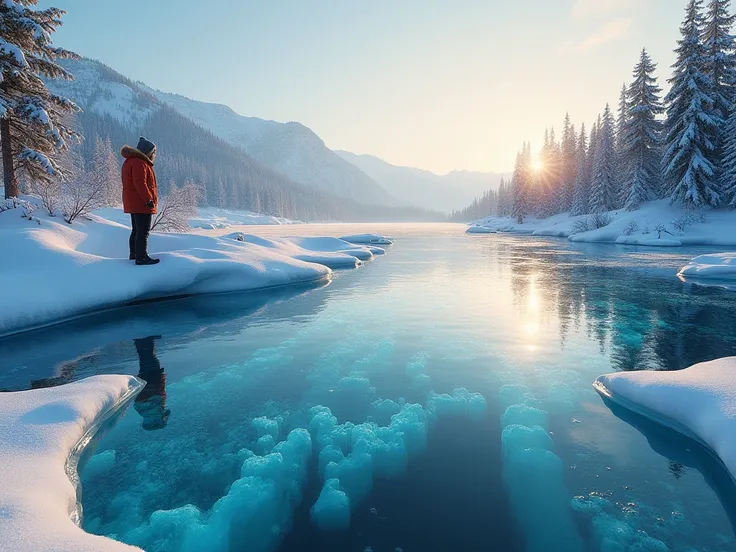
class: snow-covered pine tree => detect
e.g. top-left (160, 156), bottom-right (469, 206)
top-left (558, 114), bottom-right (577, 213)
top-left (512, 145), bottom-right (531, 223)
top-left (90, 137), bottom-right (120, 207)
top-left (703, 0), bottom-right (736, 121)
top-left (0, 1), bottom-right (79, 199)
top-left (721, 107), bottom-right (736, 204)
top-left (590, 105), bottom-right (618, 213)
top-left (621, 49), bottom-right (664, 210)
top-left (663, 0), bottom-right (723, 207)
top-left (497, 175), bottom-right (507, 216)
top-left (571, 123), bottom-right (589, 215)
top-left (615, 83), bottom-right (629, 207)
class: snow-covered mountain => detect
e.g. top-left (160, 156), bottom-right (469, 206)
top-left (142, 88), bottom-right (395, 206)
top-left (335, 151), bottom-right (505, 213)
top-left (48, 58), bottom-right (397, 208)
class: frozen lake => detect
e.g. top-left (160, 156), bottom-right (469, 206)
top-left (2, 224), bottom-right (736, 551)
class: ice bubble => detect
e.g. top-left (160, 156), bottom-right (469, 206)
top-left (252, 416), bottom-right (279, 439)
top-left (257, 435), bottom-right (275, 455)
top-left (319, 445), bottom-right (345, 477)
top-left (427, 388), bottom-right (487, 422)
top-left (311, 478), bottom-right (351, 532)
top-left (501, 405), bottom-right (548, 430)
top-left (325, 452), bottom-right (373, 504)
top-left (82, 449), bottom-right (116, 480)
top-left (389, 403), bottom-right (429, 454)
top-left (501, 424), bottom-right (554, 455)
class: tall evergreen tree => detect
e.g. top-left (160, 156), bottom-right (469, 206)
top-left (663, 0), bottom-right (723, 207)
top-left (512, 144), bottom-right (531, 223)
top-left (571, 123), bottom-right (589, 215)
top-left (703, 0), bottom-right (736, 121)
top-left (0, 1), bottom-right (79, 199)
top-left (621, 49), bottom-right (665, 210)
top-left (590, 105), bottom-right (618, 213)
top-left (615, 83), bottom-right (630, 207)
top-left (720, 109), bottom-right (736, 204)
top-left (559, 114), bottom-right (577, 212)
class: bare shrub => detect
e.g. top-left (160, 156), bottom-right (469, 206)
top-left (151, 181), bottom-right (198, 233)
top-left (35, 179), bottom-right (62, 216)
top-left (621, 220), bottom-right (640, 236)
top-left (62, 174), bottom-right (106, 224)
top-left (571, 213), bottom-right (613, 235)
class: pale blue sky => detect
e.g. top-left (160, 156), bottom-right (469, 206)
top-left (39, 0), bottom-right (683, 173)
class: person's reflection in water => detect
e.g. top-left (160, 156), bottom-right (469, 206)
top-left (133, 336), bottom-right (171, 430)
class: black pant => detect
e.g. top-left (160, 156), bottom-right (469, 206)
top-left (129, 213), bottom-right (152, 260)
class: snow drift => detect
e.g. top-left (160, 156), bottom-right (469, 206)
top-left (678, 253), bottom-right (736, 282)
top-left (0, 375), bottom-right (144, 552)
top-left (594, 357), bottom-right (736, 483)
top-left (0, 199), bottom-right (382, 336)
top-left (469, 199), bottom-right (736, 247)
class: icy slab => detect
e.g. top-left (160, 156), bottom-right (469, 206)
top-left (0, 375), bottom-right (144, 552)
top-left (465, 225), bottom-right (496, 234)
top-left (339, 233), bottom-right (394, 246)
top-left (228, 233), bottom-right (372, 268)
top-left (0, 199), bottom-right (338, 336)
top-left (594, 357), bottom-right (736, 482)
top-left (678, 253), bottom-right (736, 281)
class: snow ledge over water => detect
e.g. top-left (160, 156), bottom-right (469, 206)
top-left (594, 357), bottom-right (736, 483)
top-left (0, 375), bottom-right (145, 552)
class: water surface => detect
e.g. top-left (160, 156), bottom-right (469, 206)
top-left (3, 224), bottom-right (736, 552)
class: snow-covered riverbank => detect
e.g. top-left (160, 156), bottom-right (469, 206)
top-left (0, 198), bottom-right (389, 337)
top-left (468, 200), bottom-right (736, 247)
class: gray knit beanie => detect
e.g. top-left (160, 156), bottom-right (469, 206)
top-left (137, 137), bottom-right (156, 155)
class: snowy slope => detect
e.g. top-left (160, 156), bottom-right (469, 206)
top-left (335, 150), bottom-right (504, 213)
top-left (47, 59), bottom-right (397, 207)
top-left (143, 88), bottom-right (397, 206)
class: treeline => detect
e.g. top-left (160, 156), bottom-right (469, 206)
top-left (457, 0), bottom-right (736, 223)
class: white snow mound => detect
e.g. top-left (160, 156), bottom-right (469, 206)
top-left (594, 357), bottom-right (736, 482)
top-left (339, 234), bottom-right (394, 246)
top-left (0, 200), bottom-right (339, 336)
top-left (0, 375), bottom-right (144, 552)
top-left (678, 252), bottom-right (736, 281)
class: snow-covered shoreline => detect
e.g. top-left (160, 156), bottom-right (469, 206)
top-left (594, 357), bottom-right (736, 484)
top-left (467, 199), bottom-right (736, 248)
top-left (0, 198), bottom-right (390, 338)
top-left (0, 375), bottom-right (145, 552)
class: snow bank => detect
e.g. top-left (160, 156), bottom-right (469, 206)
top-left (226, 233), bottom-right (374, 268)
top-left (470, 199), bottom-right (736, 247)
top-left (594, 357), bottom-right (736, 482)
top-left (465, 226), bottom-right (496, 234)
top-left (339, 233), bottom-right (394, 246)
top-left (189, 206), bottom-right (295, 229)
top-left (0, 375), bottom-right (144, 552)
top-left (0, 199), bottom-right (367, 336)
top-left (678, 253), bottom-right (736, 281)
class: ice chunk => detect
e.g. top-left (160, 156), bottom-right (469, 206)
top-left (82, 449), bottom-right (117, 481)
top-left (427, 388), bottom-right (487, 421)
top-left (252, 416), bottom-right (279, 439)
top-left (594, 357), bottom-right (736, 482)
top-left (311, 479), bottom-right (351, 532)
top-left (678, 252), bottom-right (736, 282)
top-left (339, 233), bottom-right (394, 246)
top-left (389, 403), bottom-right (429, 454)
top-left (501, 404), bottom-right (547, 430)
top-left (318, 445), bottom-right (345, 477)
top-left (466, 225), bottom-right (497, 234)
top-left (325, 452), bottom-right (373, 503)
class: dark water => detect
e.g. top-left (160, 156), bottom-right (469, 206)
top-left (2, 226), bottom-right (736, 552)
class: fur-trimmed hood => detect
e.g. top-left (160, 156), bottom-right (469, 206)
top-left (121, 145), bottom-right (154, 165)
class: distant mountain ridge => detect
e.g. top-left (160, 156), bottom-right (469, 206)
top-left (144, 87), bottom-right (398, 206)
top-left (335, 150), bottom-right (505, 213)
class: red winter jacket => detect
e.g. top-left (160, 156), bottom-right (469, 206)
top-left (121, 146), bottom-right (158, 214)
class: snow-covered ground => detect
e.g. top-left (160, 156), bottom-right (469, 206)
top-left (0, 375), bottom-right (144, 552)
top-left (189, 206), bottom-right (295, 229)
top-left (594, 357), bottom-right (736, 483)
top-left (0, 198), bottom-right (390, 337)
top-left (468, 200), bottom-right (736, 247)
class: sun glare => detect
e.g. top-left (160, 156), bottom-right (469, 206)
top-left (531, 156), bottom-right (544, 173)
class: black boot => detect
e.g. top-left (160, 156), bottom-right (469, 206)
top-left (129, 253), bottom-right (136, 260)
top-left (136, 256), bottom-right (160, 266)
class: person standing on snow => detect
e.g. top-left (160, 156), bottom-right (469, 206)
top-left (122, 137), bottom-right (160, 265)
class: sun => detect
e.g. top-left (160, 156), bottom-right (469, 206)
top-left (531, 155), bottom-right (544, 173)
